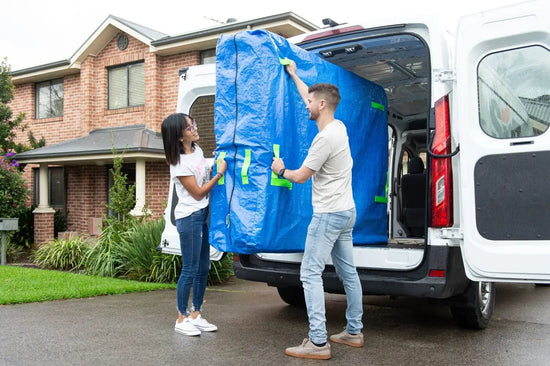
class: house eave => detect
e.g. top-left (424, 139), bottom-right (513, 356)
top-left (152, 12), bottom-right (318, 55)
top-left (11, 61), bottom-right (79, 84)
top-left (16, 151), bottom-right (166, 166)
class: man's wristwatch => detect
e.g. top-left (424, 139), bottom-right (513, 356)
top-left (278, 168), bottom-right (286, 179)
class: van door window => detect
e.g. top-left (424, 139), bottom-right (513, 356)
top-left (477, 46), bottom-right (550, 139)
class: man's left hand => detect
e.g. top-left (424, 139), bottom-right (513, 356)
top-left (271, 157), bottom-right (285, 174)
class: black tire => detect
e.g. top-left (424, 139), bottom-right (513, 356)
top-left (277, 286), bottom-right (305, 306)
top-left (534, 283), bottom-right (550, 287)
top-left (450, 281), bottom-right (495, 329)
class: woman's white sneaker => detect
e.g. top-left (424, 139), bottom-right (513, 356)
top-left (189, 314), bottom-right (218, 332)
top-left (174, 318), bottom-right (201, 336)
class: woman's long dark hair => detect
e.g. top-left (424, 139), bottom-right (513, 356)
top-left (161, 113), bottom-right (196, 165)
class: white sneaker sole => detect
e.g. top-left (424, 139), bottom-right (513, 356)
top-left (174, 324), bottom-right (201, 336)
top-left (174, 327), bottom-right (201, 336)
top-left (193, 325), bottom-right (218, 332)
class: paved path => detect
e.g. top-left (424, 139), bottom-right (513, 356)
top-left (1, 277), bottom-right (550, 365)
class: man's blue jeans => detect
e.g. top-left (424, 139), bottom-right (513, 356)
top-left (175, 207), bottom-right (210, 315)
top-left (300, 208), bottom-right (363, 344)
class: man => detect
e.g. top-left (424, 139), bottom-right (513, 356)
top-left (271, 59), bottom-right (364, 360)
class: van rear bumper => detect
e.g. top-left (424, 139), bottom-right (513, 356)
top-left (234, 245), bottom-right (469, 299)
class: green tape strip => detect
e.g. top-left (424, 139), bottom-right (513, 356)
top-left (279, 57), bottom-right (291, 66)
top-left (271, 144), bottom-right (292, 190)
top-left (371, 102), bottom-right (385, 111)
top-left (217, 152), bottom-right (226, 185)
top-left (241, 149), bottom-right (251, 185)
top-left (374, 172), bottom-right (388, 203)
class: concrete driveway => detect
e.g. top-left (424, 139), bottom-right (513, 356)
top-left (1, 277), bottom-right (550, 365)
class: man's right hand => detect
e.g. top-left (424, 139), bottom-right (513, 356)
top-left (285, 59), bottom-right (297, 77)
top-left (283, 59), bottom-right (309, 105)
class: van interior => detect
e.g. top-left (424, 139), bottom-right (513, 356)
top-left (297, 29), bottom-right (431, 251)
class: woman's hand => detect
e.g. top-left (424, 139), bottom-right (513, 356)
top-left (216, 157), bottom-right (227, 176)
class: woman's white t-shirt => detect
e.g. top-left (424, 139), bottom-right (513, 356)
top-left (170, 145), bottom-right (210, 219)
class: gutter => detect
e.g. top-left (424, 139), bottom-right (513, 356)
top-left (152, 12), bottom-right (318, 47)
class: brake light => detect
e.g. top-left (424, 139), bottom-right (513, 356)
top-left (430, 95), bottom-right (453, 227)
top-left (302, 26), bottom-right (364, 42)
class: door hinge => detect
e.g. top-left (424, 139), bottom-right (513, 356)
top-left (434, 70), bottom-right (455, 82)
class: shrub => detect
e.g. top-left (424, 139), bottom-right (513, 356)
top-left (208, 253), bottom-right (234, 285)
top-left (5, 237), bottom-right (25, 263)
top-left (150, 252), bottom-right (182, 283)
top-left (32, 236), bottom-right (90, 270)
top-left (10, 204), bottom-right (34, 248)
top-left (81, 219), bottom-right (129, 278)
top-left (0, 154), bottom-right (29, 219)
top-left (118, 218), bottom-right (167, 282)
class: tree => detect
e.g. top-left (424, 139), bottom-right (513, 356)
top-left (0, 58), bottom-right (45, 157)
top-left (0, 58), bottom-right (30, 220)
top-left (106, 149), bottom-right (136, 225)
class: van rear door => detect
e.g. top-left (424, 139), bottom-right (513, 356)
top-left (455, 0), bottom-right (550, 282)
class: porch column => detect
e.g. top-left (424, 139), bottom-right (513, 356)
top-left (130, 159), bottom-right (147, 217)
top-left (33, 163), bottom-right (55, 245)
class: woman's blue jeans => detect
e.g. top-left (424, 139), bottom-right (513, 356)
top-left (300, 208), bottom-right (363, 344)
top-left (175, 207), bottom-right (210, 315)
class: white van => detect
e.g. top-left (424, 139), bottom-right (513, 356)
top-left (161, 1), bottom-right (550, 328)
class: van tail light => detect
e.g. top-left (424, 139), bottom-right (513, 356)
top-left (430, 95), bottom-right (454, 227)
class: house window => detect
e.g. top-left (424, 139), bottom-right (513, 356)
top-left (108, 62), bottom-right (145, 109)
top-left (200, 49), bottom-right (216, 64)
top-left (35, 79), bottom-right (64, 119)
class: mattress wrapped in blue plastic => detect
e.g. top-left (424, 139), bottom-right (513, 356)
top-left (209, 29), bottom-right (388, 254)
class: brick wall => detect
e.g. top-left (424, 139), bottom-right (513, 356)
top-left (146, 161), bottom-right (171, 217)
top-left (65, 165), bottom-right (108, 233)
top-left (9, 31), bottom-right (211, 242)
top-left (34, 212), bottom-right (55, 245)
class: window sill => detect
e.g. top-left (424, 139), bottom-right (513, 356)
top-left (33, 116), bottom-right (63, 123)
top-left (105, 106), bottom-right (145, 115)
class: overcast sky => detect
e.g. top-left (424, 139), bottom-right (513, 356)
top-left (2, 0), bottom-right (524, 71)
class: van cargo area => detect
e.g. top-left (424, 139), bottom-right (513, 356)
top-left (231, 23), bottom-right (482, 328)
top-left (239, 25), bottom-right (436, 270)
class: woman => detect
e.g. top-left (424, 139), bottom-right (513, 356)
top-left (161, 113), bottom-right (227, 336)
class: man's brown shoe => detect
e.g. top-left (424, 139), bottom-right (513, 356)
top-left (285, 338), bottom-right (331, 360)
top-left (329, 329), bottom-right (364, 347)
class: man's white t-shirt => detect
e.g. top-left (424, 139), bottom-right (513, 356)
top-left (303, 119), bottom-right (355, 213)
top-left (170, 145), bottom-right (210, 219)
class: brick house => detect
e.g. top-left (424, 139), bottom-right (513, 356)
top-left (10, 13), bottom-right (317, 245)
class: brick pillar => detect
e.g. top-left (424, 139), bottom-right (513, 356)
top-left (34, 211), bottom-right (55, 246)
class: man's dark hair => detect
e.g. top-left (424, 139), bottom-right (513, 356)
top-left (309, 83), bottom-right (341, 110)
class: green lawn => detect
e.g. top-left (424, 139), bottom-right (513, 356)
top-left (0, 265), bottom-right (176, 305)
